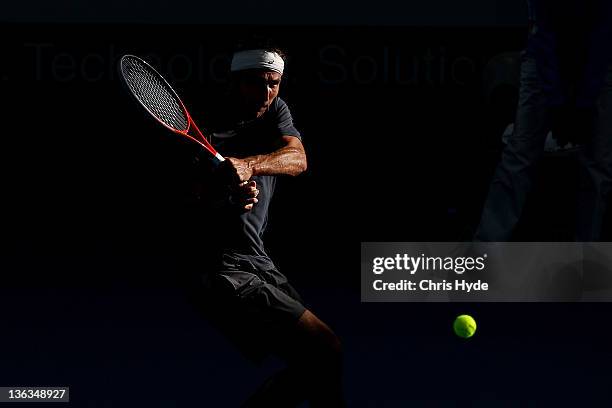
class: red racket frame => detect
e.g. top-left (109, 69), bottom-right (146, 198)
top-left (120, 55), bottom-right (224, 163)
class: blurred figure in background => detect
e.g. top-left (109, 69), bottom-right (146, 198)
top-left (475, 0), bottom-right (612, 241)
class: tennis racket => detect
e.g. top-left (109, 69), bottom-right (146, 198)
top-left (119, 54), bottom-right (224, 163)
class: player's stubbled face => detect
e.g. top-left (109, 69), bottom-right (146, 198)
top-left (237, 70), bottom-right (281, 118)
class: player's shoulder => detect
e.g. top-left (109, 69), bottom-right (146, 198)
top-left (266, 97), bottom-right (295, 121)
top-left (270, 97), bottom-right (289, 112)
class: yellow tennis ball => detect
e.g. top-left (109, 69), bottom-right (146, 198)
top-left (453, 314), bottom-right (477, 338)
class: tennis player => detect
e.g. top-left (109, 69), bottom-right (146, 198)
top-left (186, 42), bottom-right (345, 407)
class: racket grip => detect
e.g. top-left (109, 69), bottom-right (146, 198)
top-left (209, 151), bottom-right (225, 168)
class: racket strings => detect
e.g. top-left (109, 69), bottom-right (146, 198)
top-left (121, 57), bottom-right (189, 132)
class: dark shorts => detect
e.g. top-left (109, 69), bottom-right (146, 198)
top-left (188, 253), bottom-right (307, 363)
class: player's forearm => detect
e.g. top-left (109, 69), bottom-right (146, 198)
top-left (245, 146), bottom-right (307, 177)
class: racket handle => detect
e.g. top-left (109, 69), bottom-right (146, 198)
top-left (209, 151), bottom-right (225, 168)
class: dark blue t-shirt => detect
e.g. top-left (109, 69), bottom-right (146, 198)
top-left (196, 97), bottom-right (301, 259)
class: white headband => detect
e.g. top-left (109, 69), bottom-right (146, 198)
top-left (230, 49), bottom-right (285, 75)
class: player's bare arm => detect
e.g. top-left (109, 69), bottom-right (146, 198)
top-left (225, 136), bottom-right (307, 183)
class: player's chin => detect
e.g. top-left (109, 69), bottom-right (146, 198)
top-left (252, 103), bottom-right (269, 116)
top-left (243, 106), bottom-right (267, 119)
top-left (254, 109), bottom-right (268, 118)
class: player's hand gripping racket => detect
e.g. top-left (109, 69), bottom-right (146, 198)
top-left (119, 54), bottom-right (224, 163)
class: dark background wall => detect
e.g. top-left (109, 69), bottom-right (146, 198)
top-left (4, 1), bottom-right (526, 25)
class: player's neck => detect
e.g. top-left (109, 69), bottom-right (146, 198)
top-left (227, 96), bottom-right (262, 123)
